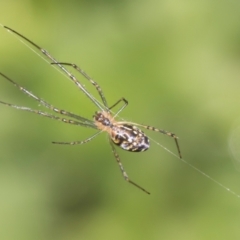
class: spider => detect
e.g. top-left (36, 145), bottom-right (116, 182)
top-left (0, 26), bottom-right (182, 194)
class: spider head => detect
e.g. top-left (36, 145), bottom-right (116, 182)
top-left (94, 111), bottom-right (112, 127)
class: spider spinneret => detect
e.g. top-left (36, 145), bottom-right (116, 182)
top-left (0, 26), bottom-right (182, 195)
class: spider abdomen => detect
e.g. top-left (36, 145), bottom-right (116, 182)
top-left (111, 124), bottom-right (150, 152)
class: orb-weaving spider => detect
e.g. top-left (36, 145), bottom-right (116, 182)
top-left (0, 26), bottom-right (182, 194)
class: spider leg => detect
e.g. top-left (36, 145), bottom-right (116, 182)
top-left (52, 131), bottom-right (102, 145)
top-left (131, 123), bottom-right (182, 159)
top-left (0, 100), bottom-right (95, 128)
top-left (0, 72), bottom-right (93, 124)
top-left (109, 97), bottom-right (128, 117)
top-left (109, 139), bottom-right (150, 195)
top-left (4, 26), bottom-right (104, 111)
top-left (51, 62), bottom-right (108, 108)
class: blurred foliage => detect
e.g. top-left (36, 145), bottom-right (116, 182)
top-left (1, 0), bottom-right (240, 239)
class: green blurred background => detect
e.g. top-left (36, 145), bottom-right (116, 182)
top-left (1, 0), bottom-right (240, 239)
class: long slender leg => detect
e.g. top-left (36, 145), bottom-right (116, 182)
top-left (0, 72), bottom-right (93, 124)
top-left (51, 62), bottom-right (108, 108)
top-left (109, 97), bottom-right (128, 117)
top-left (109, 139), bottom-right (150, 195)
top-left (130, 123), bottom-right (182, 159)
top-left (109, 98), bottom-right (128, 110)
top-left (4, 26), bottom-right (104, 111)
top-left (52, 131), bottom-right (102, 145)
top-left (0, 100), bottom-right (95, 128)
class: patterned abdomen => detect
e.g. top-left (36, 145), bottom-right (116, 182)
top-left (111, 124), bottom-right (150, 152)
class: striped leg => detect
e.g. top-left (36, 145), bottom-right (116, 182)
top-left (109, 140), bottom-right (150, 195)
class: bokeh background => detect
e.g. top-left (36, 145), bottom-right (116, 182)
top-left (1, 0), bottom-right (240, 239)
